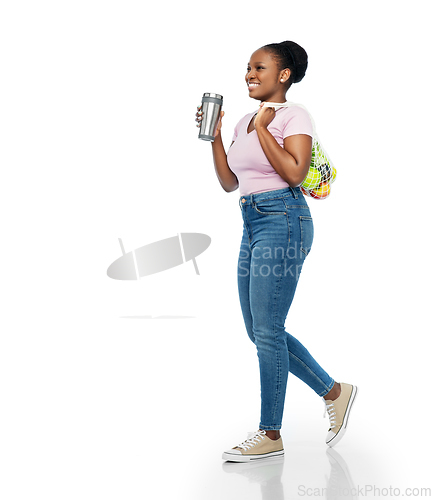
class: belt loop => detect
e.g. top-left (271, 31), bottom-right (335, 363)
top-left (290, 186), bottom-right (298, 199)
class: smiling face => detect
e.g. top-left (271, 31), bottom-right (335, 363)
top-left (245, 48), bottom-right (291, 103)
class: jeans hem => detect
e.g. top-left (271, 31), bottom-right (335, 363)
top-left (259, 424), bottom-right (282, 431)
top-left (317, 378), bottom-right (335, 398)
top-left (289, 351), bottom-right (335, 397)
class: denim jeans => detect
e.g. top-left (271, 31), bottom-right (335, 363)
top-left (237, 186), bottom-right (335, 430)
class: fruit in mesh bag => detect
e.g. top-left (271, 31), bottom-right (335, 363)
top-left (330, 166), bottom-right (337, 183)
top-left (301, 166), bottom-right (321, 190)
top-left (317, 163), bottom-right (331, 183)
top-left (310, 181), bottom-right (331, 200)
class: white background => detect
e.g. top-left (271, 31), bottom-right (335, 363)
top-left (1, 1), bottom-right (431, 498)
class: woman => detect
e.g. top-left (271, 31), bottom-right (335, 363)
top-left (196, 41), bottom-right (357, 462)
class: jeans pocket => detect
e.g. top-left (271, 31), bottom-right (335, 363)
top-left (299, 216), bottom-right (314, 256)
top-left (253, 200), bottom-right (287, 216)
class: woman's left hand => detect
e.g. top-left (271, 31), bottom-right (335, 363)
top-left (254, 103), bottom-right (275, 130)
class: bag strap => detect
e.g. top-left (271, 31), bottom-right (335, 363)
top-left (261, 101), bottom-right (334, 172)
top-left (261, 101), bottom-right (317, 136)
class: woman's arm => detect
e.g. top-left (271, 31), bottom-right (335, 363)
top-left (254, 107), bottom-right (312, 187)
top-left (196, 106), bottom-right (238, 192)
top-left (211, 133), bottom-right (239, 193)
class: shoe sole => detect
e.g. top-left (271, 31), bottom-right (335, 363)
top-left (327, 385), bottom-right (358, 447)
top-left (222, 449), bottom-right (284, 463)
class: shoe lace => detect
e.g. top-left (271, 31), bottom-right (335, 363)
top-left (323, 398), bottom-right (336, 429)
top-left (236, 430), bottom-right (267, 451)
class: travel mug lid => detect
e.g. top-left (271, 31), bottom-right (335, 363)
top-left (203, 92), bottom-right (223, 100)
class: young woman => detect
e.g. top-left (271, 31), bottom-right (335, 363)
top-left (196, 41), bottom-right (357, 462)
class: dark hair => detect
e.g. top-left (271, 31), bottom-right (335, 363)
top-left (262, 41), bottom-right (308, 86)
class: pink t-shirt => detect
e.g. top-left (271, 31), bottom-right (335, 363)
top-left (227, 106), bottom-right (313, 196)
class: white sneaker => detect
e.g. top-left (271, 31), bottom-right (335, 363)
top-left (222, 430), bottom-right (284, 462)
top-left (323, 383), bottom-right (358, 447)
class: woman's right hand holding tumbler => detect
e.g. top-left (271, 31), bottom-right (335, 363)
top-left (196, 104), bottom-right (236, 192)
top-left (196, 105), bottom-right (225, 139)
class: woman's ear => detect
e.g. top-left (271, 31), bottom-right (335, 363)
top-left (280, 68), bottom-right (291, 84)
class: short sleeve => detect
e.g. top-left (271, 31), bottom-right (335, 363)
top-left (281, 106), bottom-right (314, 139)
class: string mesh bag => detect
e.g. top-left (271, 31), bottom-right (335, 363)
top-left (261, 101), bottom-right (336, 199)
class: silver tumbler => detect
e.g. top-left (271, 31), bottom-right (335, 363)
top-left (198, 93), bottom-right (223, 142)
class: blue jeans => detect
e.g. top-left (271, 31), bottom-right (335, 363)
top-left (237, 186), bottom-right (335, 431)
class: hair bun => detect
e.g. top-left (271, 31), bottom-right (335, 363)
top-left (280, 41), bottom-right (308, 83)
top-left (262, 40), bottom-right (308, 85)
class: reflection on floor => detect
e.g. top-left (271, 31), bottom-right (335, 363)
top-left (223, 457), bottom-right (286, 500)
top-left (220, 447), bottom-right (357, 500)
